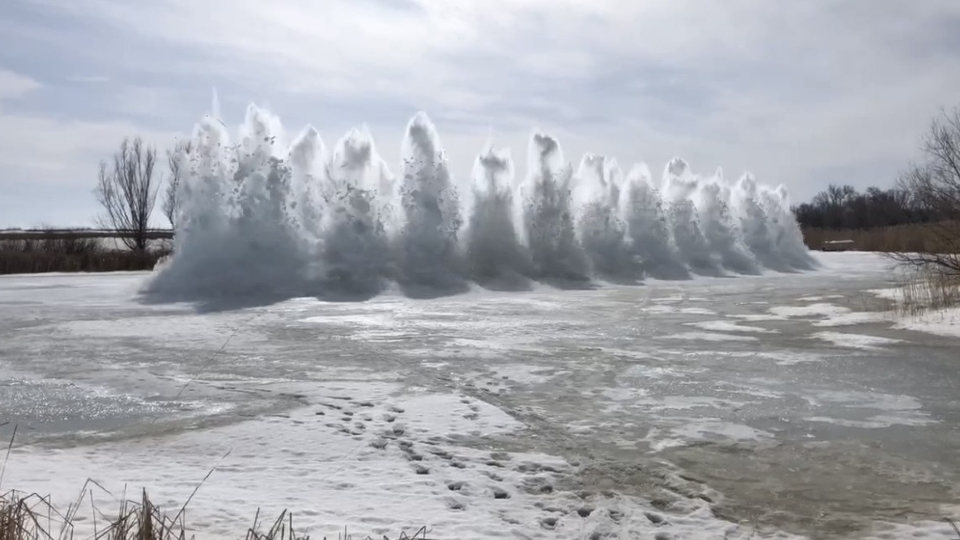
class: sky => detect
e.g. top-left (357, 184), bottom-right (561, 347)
top-left (1, 0), bottom-right (960, 228)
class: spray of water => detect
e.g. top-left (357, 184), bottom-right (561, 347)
top-left (394, 113), bottom-right (468, 297)
top-left (518, 133), bottom-right (591, 285)
top-left (316, 127), bottom-right (392, 300)
top-left (662, 158), bottom-right (723, 276)
top-left (147, 106), bottom-right (309, 308)
top-left (465, 146), bottom-right (533, 290)
top-left (619, 163), bottom-right (689, 280)
top-left (695, 168), bottom-right (760, 275)
top-left (574, 155), bottom-right (638, 282)
top-left (142, 104), bottom-right (818, 306)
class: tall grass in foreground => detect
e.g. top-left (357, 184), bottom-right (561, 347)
top-left (893, 264), bottom-right (960, 316)
top-left (0, 488), bottom-right (428, 540)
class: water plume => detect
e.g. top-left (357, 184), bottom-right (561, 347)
top-left (575, 155), bottom-right (638, 282)
top-left (465, 146), bottom-right (533, 290)
top-left (316, 128), bottom-right (392, 300)
top-left (520, 134), bottom-right (591, 285)
top-left (695, 168), bottom-right (760, 275)
top-left (145, 105), bottom-right (309, 309)
top-left (395, 113), bottom-right (467, 297)
top-left (143, 103), bottom-right (819, 309)
top-left (733, 174), bottom-right (788, 272)
top-left (760, 185), bottom-right (818, 271)
top-left (620, 164), bottom-right (689, 280)
top-left (662, 158), bottom-right (722, 276)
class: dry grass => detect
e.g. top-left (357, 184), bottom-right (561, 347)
top-left (0, 428), bottom-right (422, 540)
top-left (803, 222), bottom-right (960, 316)
top-left (801, 223), bottom-right (956, 253)
top-left (893, 264), bottom-right (960, 317)
top-left (0, 487), bottom-right (429, 540)
top-left (0, 238), bottom-right (166, 275)
top-left (1, 486), bottom-right (187, 540)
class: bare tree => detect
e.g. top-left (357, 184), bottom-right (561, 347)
top-left (889, 107), bottom-right (960, 274)
top-left (94, 137), bottom-right (160, 252)
top-left (162, 140), bottom-right (192, 228)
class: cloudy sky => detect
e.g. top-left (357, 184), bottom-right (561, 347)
top-left (1, 0), bottom-right (959, 227)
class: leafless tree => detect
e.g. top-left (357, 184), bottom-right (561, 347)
top-left (94, 137), bottom-right (160, 252)
top-left (162, 140), bottom-right (192, 228)
top-left (889, 107), bottom-right (960, 274)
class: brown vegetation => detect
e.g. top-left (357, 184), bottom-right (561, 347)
top-left (895, 265), bottom-right (960, 316)
top-left (0, 237), bottom-right (165, 275)
top-left (0, 487), bottom-right (429, 540)
top-left (0, 486), bottom-right (307, 540)
top-left (889, 107), bottom-right (960, 274)
top-left (801, 222), bottom-right (958, 253)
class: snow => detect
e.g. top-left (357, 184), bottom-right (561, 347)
top-left (1, 378), bottom-right (786, 540)
top-left (802, 391), bottom-right (935, 428)
top-left (894, 307), bottom-right (960, 338)
top-left (797, 295), bottom-right (845, 302)
top-left (863, 286), bottom-right (960, 337)
top-left (661, 331), bottom-right (759, 342)
top-left (812, 331), bottom-right (903, 349)
top-left (2, 252), bottom-right (959, 540)
top-left (868, 288), bottom-right (902, 301)
top-left (641, 304), bottom-right (718, 315)
top-left (769, 303), bottom-right (852, 319)
top-left (686, 320), bottom-right (779, 333)
top-left (812, 311), bottom-right (890, 327)
top-left (666, 420), bottom-right (774, 445)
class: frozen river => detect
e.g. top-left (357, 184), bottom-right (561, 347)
top-left (1, 252), bottom-right (958, 539)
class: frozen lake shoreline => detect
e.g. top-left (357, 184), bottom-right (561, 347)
top-left (1, 252), bottom-right (959, 539)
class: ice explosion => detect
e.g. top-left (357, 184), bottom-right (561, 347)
top-left (144, 105), bottom-right (816, 305)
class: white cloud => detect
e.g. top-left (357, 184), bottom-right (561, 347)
top-left (0, 69), bottom-right (177, 183)
top-left (68, 75), bottom-right (110, 83)
top-left (2, 0), bottom-right (960, 226)
top-left (0, 67), bottom-right (180, 225)
top-left (0, 113), bottom-right (175, 177)
top-left (0, 69), bottom-right (42, 102)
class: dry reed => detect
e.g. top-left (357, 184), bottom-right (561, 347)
top-left (893, 264), bottom-right (960, 316)
top-left (801, 223), bottom-right (956, 253)
top-left (0, 487), bottom-right (429, 540)
top-left (0, 238), bottom-right (166, 275)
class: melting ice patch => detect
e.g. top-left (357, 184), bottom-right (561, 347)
top-left (813, 332), bottom-right (903, 350)
top-left (662, 332), bottom-right (759, 342)
top-left (687, 320), bottom-right (778, 334)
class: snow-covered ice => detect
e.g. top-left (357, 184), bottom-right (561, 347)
top-left (662, 331), bottom-right (759, 342)
top-left (812, 331), bottom-right (904, 349)
top-left (895, 307), bottom-right (960, 338)
top-left (2, 254), bottom-right (959, 537)
top-left (686, 320), bottom-right (779, 333)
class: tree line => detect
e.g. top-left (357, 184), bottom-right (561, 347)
top-left (792, 108), bottom-right (960, 274)
top-left (791, 185), bottom-right (935, 230)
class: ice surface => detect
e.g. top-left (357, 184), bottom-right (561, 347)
top-left (804, 390), bottom-right (936, 428)
top-left (1, 376), bottom-right (796, 540)
top-left (687, 320), bottom-right (779, 333)
top-left (812, 331), bottom-right (904, 349)
top-left (662, 331), bottom-right (759, 342)
top-left (3, 252), bottom-right (958, 540)
top-left (895, 307), bottom-right (960, 337)
top-left (142, 104), bottom-right (817, 306)
top-left (812, 311), bottom-right (890, 327)
top-left (769, 303), bottom-right (852, 318)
